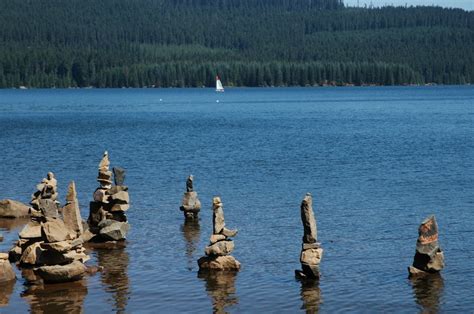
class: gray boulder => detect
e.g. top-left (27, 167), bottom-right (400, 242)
top-left (99, 220), bottom-right (130, 241)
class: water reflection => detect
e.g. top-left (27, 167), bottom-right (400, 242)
top-left (96, 248), bottom-right (130, 313)
top-left (0, 217), bottom-right (30, 231)
top-left (298, 279), bottom-right (322, 314)
top-left (21, 280), bottom-right (88, 314)
top-left (0, 279), bottom-right (15, 307)
top-left (410, 273), bottom-right (444, 313)
top-left (198, 271), bottom-right (239, 314)
top-left (181, 218), bottom-right (200, 270)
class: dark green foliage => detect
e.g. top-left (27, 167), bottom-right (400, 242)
top-left (0, 0), bottom-right (472, 87)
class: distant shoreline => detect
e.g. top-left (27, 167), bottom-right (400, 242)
top-left (5, 83), bottom-right (472, 90)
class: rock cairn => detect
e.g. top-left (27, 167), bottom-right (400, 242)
top-left (408, 215), bottom-right (444, 277)
top-left (180, 175), bottom-right (201, 219)
top-left (295, 193), bottom-right (323, 279)
top-left (8, 178), bottom-right (90, 284)
top-left (198, 197), bottom-right (240, 271)
top-left (88, 151), bottom-right (130, 242)
top-left (29, 172), bottom-right (59, 219)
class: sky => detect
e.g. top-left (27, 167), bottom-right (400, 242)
top-left (344, 0), bottom-right (474, 10)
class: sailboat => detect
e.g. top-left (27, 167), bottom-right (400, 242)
top-left (216, 75), bottom-right (224, 92)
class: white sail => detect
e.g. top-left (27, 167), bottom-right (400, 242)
top-left (216, 75), bottom-right (224, 92)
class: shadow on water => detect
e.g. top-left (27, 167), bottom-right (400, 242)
top-left (0, 279), bottom-right (15, 307)
top-left (410, 273), bottom-right (444, 313)
top-left (96, 248), bottom-right (130, 313)
top-left (181, 218), bottom-right (200, 270)
top-left (21, 279), bottom-right (88, 314)
top-left (297, 279), bottom-right (322, 314)
top-left (198, 271), bottom-right (239, 314)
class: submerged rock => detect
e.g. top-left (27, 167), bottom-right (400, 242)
top-left (0, 199), bottom-right (30, 218)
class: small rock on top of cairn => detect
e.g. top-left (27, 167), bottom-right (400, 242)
top-left (180, 175), bottom-right (201, 219)
top-left (408, 215), bottom-right (445, 277)
top-left (295, 193), bottom-right (323, 280)
top-left (30, 172), bottom-right (60, 219)
top-left (198, 197), bottom-right (240, 271)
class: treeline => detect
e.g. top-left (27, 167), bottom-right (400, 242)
top-left (0, 0), bottom-right (472, 88)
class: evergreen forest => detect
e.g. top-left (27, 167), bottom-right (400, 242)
top-left (0, 0), bottom-right (473, 88)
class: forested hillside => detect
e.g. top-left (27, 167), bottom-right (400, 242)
top-left (0, 0), bottom-right (472, 87)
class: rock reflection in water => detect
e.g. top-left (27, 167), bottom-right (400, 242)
top-left (0, 217), bottom-right (30, 231)
top-left (0, 279), bottom-right (15, 307)
top-left (298, 279), bottom-right (322, 314)
top-left (198, 271), bottom-right (239, 314)
top-left (21, 280), bottom-right (88, 313)
top-left (410, 273), bottom-right (444, 312)
top-left (181, 218), bottom-right (200, 270)
top-left (96, 248), bottom-right (130, 312)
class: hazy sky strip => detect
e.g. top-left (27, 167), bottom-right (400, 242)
top-left (344, 0), bottom-right (474, 10)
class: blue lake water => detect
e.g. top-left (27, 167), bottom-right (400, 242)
top-left (0, 86), bottom-right (473, 313)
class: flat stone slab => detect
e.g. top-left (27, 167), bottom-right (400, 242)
top-left (198, 255), bottom-right (241, 271)
top-left (19, 222), bottom-right (42, 239)
top-left (35, 261), bottom-right (86, 283)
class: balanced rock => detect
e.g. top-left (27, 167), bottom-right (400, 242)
top-left (30, 172), bottom-right (59, 209)
top-left (0, 199), bottom-right (30, 218)
top-left (180, 175), bottom-right (201, 219)
top-left (296, 193), bottom-right (323, 280)
top-left (198, 196), bottom-right (240, 271)
top-left (62, 181), bottom-right (84, 236)
top-left (35, 261), bottom-right (86, 283)
top-left (408, 215), bottom-right (445, 277)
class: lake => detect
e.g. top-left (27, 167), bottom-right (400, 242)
top-left (0, 86), bottom-right (473, 313)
